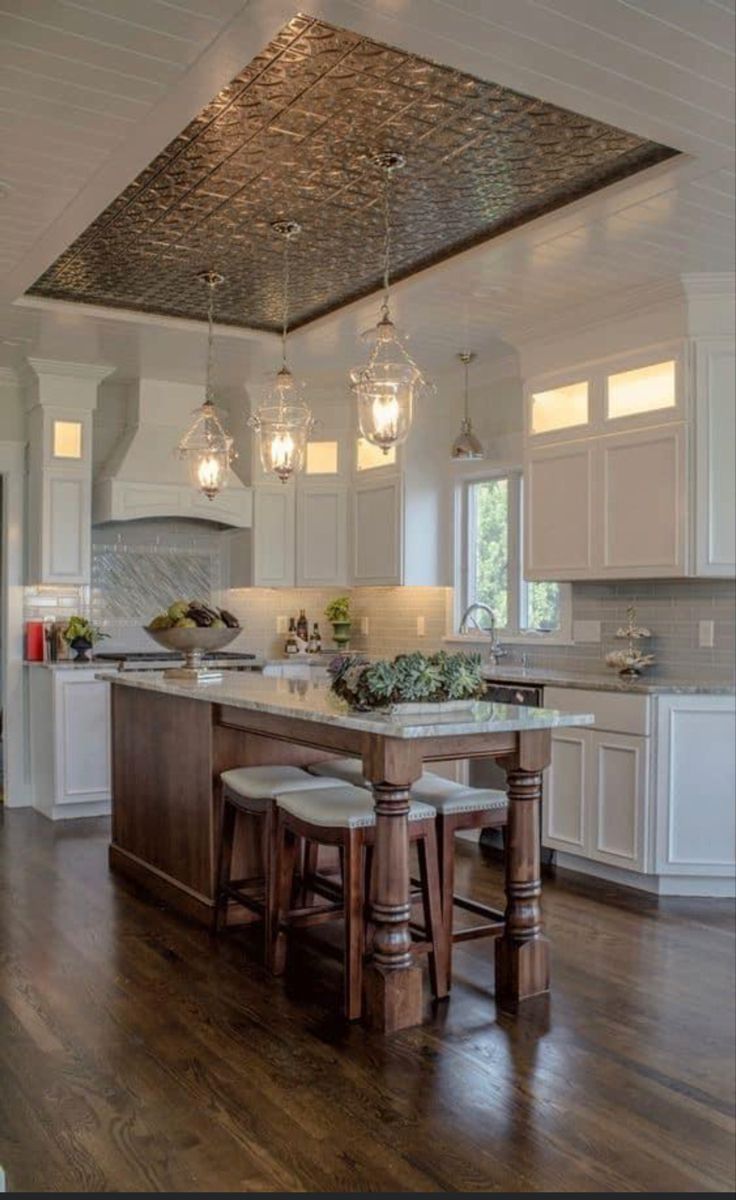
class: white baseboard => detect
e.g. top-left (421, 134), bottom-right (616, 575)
top-left (554, 852), bottom-right (735, 898)
top-left (35, 800), bottom-right (112, 822)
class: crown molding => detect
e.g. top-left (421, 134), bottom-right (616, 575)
top-left (23, 357), bottom-right (116, 382)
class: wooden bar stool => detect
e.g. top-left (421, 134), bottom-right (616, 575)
top-left (213, 765), bottom-right (343, 940)
top-left (308, 758), bottom-right (508, 991)
top-left (270, 784), bottom-right (446, 1021)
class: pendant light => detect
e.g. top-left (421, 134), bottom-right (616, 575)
top-left (177, 271), bottom-right (235, 500)
top-left (350, 152), bottom-right (430, 454)
top-left (249, 220), bottom-right (313, 483)
top-left (451, 351), bottom-right (485, 460)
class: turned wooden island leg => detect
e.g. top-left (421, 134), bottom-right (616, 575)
top-left (363, 738), bottom-right (423, 1033)
top-left (495, 731), bottom-right (551, 1008)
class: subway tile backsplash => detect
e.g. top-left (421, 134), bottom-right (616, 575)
top-left (24, 545), bottom-right (735, 682)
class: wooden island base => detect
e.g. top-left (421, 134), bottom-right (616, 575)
top-left (108, 678), bottom-right (568, 1032)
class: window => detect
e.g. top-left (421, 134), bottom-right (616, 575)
top-left (305, 440), bottom-right (338, 474)
top-left (606, 359), bottom-right (676, 420)
top-left (530, 380), bottom-right (588, 434)
top-left (457, 471), bottom-right (571, 639)
top-left (356, 437), bottom-right (396, 470)
top-left (52, 420), bottom-right (82, 459)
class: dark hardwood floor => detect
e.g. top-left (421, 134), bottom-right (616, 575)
top-left (0, 810), bottom-right (734, 1194)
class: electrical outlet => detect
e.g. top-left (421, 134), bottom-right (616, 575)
top-left (416, 615), bottom-right (426, 637)
top-left (276, 615), bottom-right (288, 634)
top-left (699, 619), bottom-right (715, 649)
top-left (360, 616), bottom-right (370, 636)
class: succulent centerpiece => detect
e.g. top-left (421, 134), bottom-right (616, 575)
top-left (328, 650), bottom-right (485, 713)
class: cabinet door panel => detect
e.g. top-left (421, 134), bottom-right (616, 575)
top-left (695, 341), bottom-right (736, 576)
top-left (46, 474), bottom-right (89, 581)
top-left (590, 733), bottom-right (648, 871)
top-left (525, 443), bottom-right (593, 579)
top-left (543, 730), bottom-right (587, 855)
top-left (56, 676), bottom-right (111, 804)
top-left (352, 477), bottom-right (402, 584)
top-left (599, 425), bottom-right (687, 575)
top-left (253, 485), bottom-right (295, 587)
top-left (656, 699), bottom-right (736, 874)
top-left (297, 484), bottom-right (348, 586)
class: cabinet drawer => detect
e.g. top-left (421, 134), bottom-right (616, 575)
top-left (545, 686), bottom-right (650, 736)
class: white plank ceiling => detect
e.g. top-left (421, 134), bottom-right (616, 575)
top-left (0, 0), bottom-right (733, 384)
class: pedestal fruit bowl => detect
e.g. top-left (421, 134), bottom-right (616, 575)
top-left (145, 600), bottom-right (240, 681)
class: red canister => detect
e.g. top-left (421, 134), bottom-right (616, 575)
top-left (25, 620), bottom-right (45, 662)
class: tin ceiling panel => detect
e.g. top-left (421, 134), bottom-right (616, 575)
top-left (27, 14), bottom-right (677, 332)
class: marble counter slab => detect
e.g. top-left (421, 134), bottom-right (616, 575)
top-left (103, 670), bottom-right (594, 740)
top-left (481, 664), bottom-right (735, 696)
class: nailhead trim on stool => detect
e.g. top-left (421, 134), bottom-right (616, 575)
top-left (276, 784), bottom-right (436, 828)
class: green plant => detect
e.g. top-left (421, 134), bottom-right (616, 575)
top-left (325, 596), bottom-right (351, 623)
top-left (62, 616), bottom-right (108, 645)
top-left (328, 650), bottom-right (484, 711)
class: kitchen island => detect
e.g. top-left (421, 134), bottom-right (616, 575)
top-left (106, 671), bottom-right (593, 1032)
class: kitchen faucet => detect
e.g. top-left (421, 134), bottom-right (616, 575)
top-left (458, 602), bottom-right (507, 665)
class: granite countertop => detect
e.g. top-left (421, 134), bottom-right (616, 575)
top-left (28, 657), bottom-right (264, 671)
top-left (102, 670), bottom-right (594, 740)
top-left (481, 664), bottom-right (735, 696)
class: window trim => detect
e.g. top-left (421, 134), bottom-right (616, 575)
top-left (449, 466), bottom-right (573, 646)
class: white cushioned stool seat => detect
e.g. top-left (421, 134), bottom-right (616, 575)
top-left (221, 764), bottom-right (344, 805)
top-left (276, 784), bottom-right (436, 830)
top-left (308, 756), bottom-right (507, 816)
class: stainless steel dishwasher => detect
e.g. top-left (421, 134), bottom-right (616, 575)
top-left (475, 680), bottom-right (553, 865)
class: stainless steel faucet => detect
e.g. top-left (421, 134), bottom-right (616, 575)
top-left (458, 602), bottom-right (507, 665)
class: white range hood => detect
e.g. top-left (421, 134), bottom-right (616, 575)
top-left (93, 378), bottom-right (252, 527)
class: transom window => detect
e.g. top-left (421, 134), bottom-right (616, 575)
top-left (457, 471), bottom-right (571, 639)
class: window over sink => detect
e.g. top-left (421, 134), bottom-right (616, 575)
top-left (455, 470), bottom-right (571, 642)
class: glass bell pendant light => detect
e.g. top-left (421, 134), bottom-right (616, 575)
top-left (177, 271), bottom-right (235, 500)
top-left (249, 220), bottom-right (313, 483)
top-left (451, 351), bottom-right (485, 460)
top-left (350, 152), bottom-right (430, 454)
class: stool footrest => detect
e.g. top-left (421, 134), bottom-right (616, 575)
top-left (452, 894), bottom-right (505, 922)
top-left (452, 922), bottom-right (505, 942)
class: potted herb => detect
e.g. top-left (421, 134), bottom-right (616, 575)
top-left (328, 650), bottom-right (485, 713)
top-left (62, 615), bottom-right (108, 663)
top-left (324, 596), bottom-right (352, 650)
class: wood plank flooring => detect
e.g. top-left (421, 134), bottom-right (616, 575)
top-left (0, 810), bottom-right (734, 1194)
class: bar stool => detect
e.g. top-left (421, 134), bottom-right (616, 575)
top-left (213, 765), bottom-right (344, 940)
top-left (308, 757), bottom-right (508, 990)
top-left (270, 784), bottom-right (446, 1021)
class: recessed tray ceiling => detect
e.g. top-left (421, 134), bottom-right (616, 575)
top-left (27, 14), bottom-right (677, 333)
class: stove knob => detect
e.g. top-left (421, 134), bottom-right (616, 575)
top-left (514, 690), bottom-right (526, 704)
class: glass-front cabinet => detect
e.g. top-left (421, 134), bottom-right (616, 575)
top-left (526, 341), bottom-right (684, 442)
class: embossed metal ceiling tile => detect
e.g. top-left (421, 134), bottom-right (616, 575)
top-left (29, 15), bottom-right (677, 329)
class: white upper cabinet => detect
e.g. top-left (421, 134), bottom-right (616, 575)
top-left (694, 338), bottom-right (736, 577)
top-left (24, 358), bottom-right (113, 585)
top-left (352, 474), bottom-right (403, 585)
top-left (296, 482), bottom-right (349, 586)
top-left (524, 335), bottom-right (733, 580)
top-left (252, 483), bottom-right (297, 587)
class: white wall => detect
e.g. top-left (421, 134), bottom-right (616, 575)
top-left (0, 381), bottom-right (25, 441)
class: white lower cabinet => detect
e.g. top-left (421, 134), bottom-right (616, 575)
top-left (654, 696), bottom-right (735, 879)
top-left (543, 686), bottom-right (735, 894)
top-left (589, 732), bottom-right (649, 872)
top-left (545, 729), bottom-right (588, 854)
top-left (30, 668), bottom-right (112, 819)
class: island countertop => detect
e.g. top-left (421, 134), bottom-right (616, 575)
top-left (103, 669), bottom-right (595, 739)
